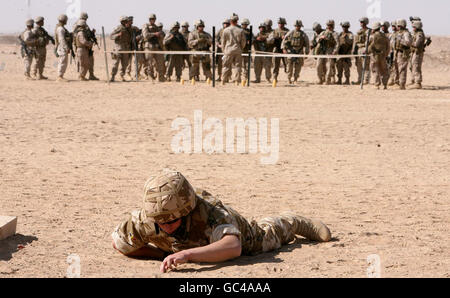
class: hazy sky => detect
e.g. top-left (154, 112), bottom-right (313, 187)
top-left (1, 0), bottom-right (449, 35)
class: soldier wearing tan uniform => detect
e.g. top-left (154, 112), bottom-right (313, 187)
top-left (111, 171), bottom-right (332, 273)
top-left (410, 21), bottom-right (426, 89)
top-left (281, 20), bottom-right (309, 84)
top-left (221, 15), bottom-right (247, 83)
top-left (110, 16), bottom-right (133, 82)
top-left (32, 17), bottom-right (51, 80)
top-left (72, 13), bottom-right (99, 81)
top-left (268, 18), bottom-right (289, 82)
top-left (19, 19), bottom-right (37, 80)
top-left (353, 17), bottom-right (371, 85)
top-left (126, 16), bottom-right (145, 80)
top-left (240, 19), bottom-right (252, 81)
top-left (393, 19), bottom-right (412, 90)
top-left (253, 23), bottom-right (272, 83)
top-left (336, 22), bottom-right (353, 85)
top-left (74, 20), bottom-right (93, 81)
top-left (55, 14), bottom-right (72, 82)
top-left (180, 22), bottom-right (192, 77)
top-left (216, 19), bottom-right (230, 82)
top-left (143, 14), bottom-right (166, 82)
top-left (388, 21), bottom-right (400, 86)
top-left (188, 20), bottom-right (213, 81)
top-left (317, 20), bottom-right (339, 85)
top-left (164, 22), bottom-right (187, 82)
top-left (368, 22), bottom-right (390, 89)
top-left (311, 23), bottom-right (326, 84)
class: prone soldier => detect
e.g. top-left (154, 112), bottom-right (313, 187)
top-left (281, 20), bottom-right (310, 84)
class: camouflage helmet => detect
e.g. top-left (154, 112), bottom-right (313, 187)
top-left (143, 171), bottom-right (197, 224)
top-left (382, 21), bottom-right (390, 29)
top-left (359, 17), bottom-right (369, 25)
top-left (156, 22), bottom-right (163, 28)
top-left (223, 18), bottom-right (230, 24)
top-left (58, 14), bottom-right (68, 23)
top-left (412, 21), bottom-right (423, 29)
top-left (171, 22), bottom-right (180, 29)
top-left (196, 19), bottom-right (205, 27)
top-left (278, 17), bottom-right (287, 25)
top-left (25, 19), bottom-right (34, 27)
top-left (120, 15), bottom-right (129, 23)
top-left (397, 19), bottom-right (407, 28)
top-left (312, 22), bottom-right (322, 31)
top-left (230, 15), bottom-right (239, 23)
top-left (294, 20), bottom-right (303, 27)
top-left (80, 12), bottom-right (89, 20)
top-left (35, 16), bottom-right (44, 23)
top-left (340, 21), bottom-right (350, 28)
top-left (259, 23), bottom-right (266, 29)
top-left (77, 19), bottom-right (87, 27)
top-left (372, 21), bottom-right (382, 30)
top-left (241, 18), bottom-right (250, 25)
top-left (231, 13), bottom-right (239, 21)
top-left (391, 20), bottom-right (397, 27)
top-left (264, 19), bottom-right (273, 27)
top-left (181, 21), bottom-right (189, 27)
top-left (149, 14), bottom-right (156, 20)
top-left (326, 19), bottom-right (335, 26)
top-left (410, 16), bottom-right (421, 22)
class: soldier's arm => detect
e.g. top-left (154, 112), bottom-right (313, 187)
top-left (280, 31), bottom-right (290, 50)
top-left (304, 34), bottom-right (310, 55)
top-left (110, 27), bottom-right (122, 40)
top-left (188, 33), bottom-right (198, 48)
top-left (160, 235), bottom-right (241, 273)
top-left (412, 32), bottom-right (425, 49)
top-left (78, 32), bottom-right (93, 47)
top-left (240, 30), bottom-right (247, 49)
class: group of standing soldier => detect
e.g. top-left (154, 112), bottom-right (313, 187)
top-left (19, 13), bottom-right (429, 89)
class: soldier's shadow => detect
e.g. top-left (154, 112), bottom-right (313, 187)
top-left (0, 234), bottom-right (38, 261)
top-left (173, 236), bottom-right (339, 273)
top-left (423, 85), bottom-right (450, 91)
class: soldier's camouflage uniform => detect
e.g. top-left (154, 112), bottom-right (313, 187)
top-left (110, 23), bottom-right (132, 80)
top-left (311, 28), bottom-right (326, 84)
top-left (216, 26), bottom-right (227, 81)
top-left (32, 24), bottom-right (50, 78)
top-left (388, 29), bottom-right (400, 86)
top-left (143, 22), bottom-right (166, 81)
top-left (75, 27), bottom-right (93, 80)
top-left (112, 189), bottom-right (327, 256)
top-left (336, 30), bottom-right (353, 84)
top-left (281, 29), bottom-right (310, 83)
top-left (126, 25), bottom-right (145, 79)
top-left (55, 23), bottom-right (71, 79)
top-left (221, 25), bottom-right (247, 83)
top-left (268, 26), bottom-right (289, 81)
top-left (317, 28), bottom-right (339, 84)
top-left (164, 27), bottom-right (187, 81)
top-left (394, 27), bottom-right (412, 89)
top-left (180, 27), bottom-right (192, 77)
top-left (241, 26), bottom-right (252, 81)
top-left (20, 26), bottom-right (37, 78)
top-left (411, 28), bottom-right (426, 86)
top-left (368, 30), bottom-right (390, 88)
top-left (354, 27), bottom-right (371, 84)
top-left (72, 20), bottom-right (96, 80)
top-left (253, 28), bottom-right (272, 82)
top-left (188, 29), bottom-right (213, 81)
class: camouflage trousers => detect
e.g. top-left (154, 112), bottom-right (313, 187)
top-left (88, 53), bottom-right (95, 77)
top-left (77, 48), bottom-right (91, 78)
top-left (166, 54), bottom-right (184, 79)
top-left (316, 58), bottom-right (327, 83)
top-left (190, 55), bottom-right (212, 80)
top-left (410, 52), bottom-right (423, 84)
top-left (23, 54), bottom-right (34, 76)
top-left (371, 54), bottom-right (389, 87)
top-left (287, 58), bottom-right (304, 82)
top-left (33, 47), bottom-right (46, 77)
top-left (222, 52), bottom-right (243, 83)
top-left (111, 53), bottom-right (130, 77)
top-left (57, 53), bottom-right (69, 77)
top-left (254, 57), bottom-right (272, 82)
top-left (216, 51), bottom-right (223, 79)
top-left (336, 58), bottom-right (351, 81)
top-left (388, 57), bottom-right (399, 85)
top-left (126, 53), bottom-right (146, 77)
top-left (355, 51), bottom-right (371, 84)
top-left (272, 56), bottom-right (285, 81)
top-left (242, 54), bottom-right (250, 81)
top-left (145, 50), bottom-right (166, 81)
top-left (397, 52), bottom-right (410, 87)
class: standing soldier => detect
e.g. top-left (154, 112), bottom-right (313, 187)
top-left (368, 22), bottom-right (390, 89)
top-left (164, 22), bottom-right (186, 82)
top-left (317, 20), bottom-right (339, 85)
top-left (388, 21), bottom-right (400, 86)
top-left (74, 20), bottom-right (94, 81)
top-left (393, 19), bottom-right (412, 90)
top-left (221, 15), bottom-right (246, 84)
top-left (32, 16), bottom-right (52, 80)
top-left (126, 16), bottom-right (144, 80)
top-left (55, 14), bottom-right (72, 82)
top-left (73, 13), bottom-right (99, 81)
top-left (281, 20), bottom-right (309, 84)
top-left (253, 23), bottom-right (272, 83)
top-left (241, 19), bottom-right (252, 82)
top-left (311, 22), bottom-right (326, 84)
top-left (336, 22), bottom-right (353, 85)
top-left (187, 20), bottom-right (213, 82)
top-left (216, 19), bottom-right (230, 82)
top-left (263, 19), bottom-right (275, 81)
top-left (410, 21), bottom-right (426, 89)
top-left (143, 14), bottom-right (166, 82)
top-left (268, 18), bottom-right (289, 82)
top-left (19, 19), bottom-right (37, 80)
top-left (353, 17), bottom-right (371, 85)
top-left (180, 21), bottom-right (192, 78)
top-left (109, 16), bottom-right (132, 82)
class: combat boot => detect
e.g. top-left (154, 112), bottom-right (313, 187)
top-left (57, 76), bottom-right (68, 82)
top-left (344, 77), bottom-right (350, 85)
top-left (120, 75), bottom-right (127, 82)
top-left (37, 74), bottom-right (48, 80)
top-left (24, 73), bottom-right (33, 80)
top-left (399, 84), bottom-right (406, 90)
top-left (79, 76), bottom-right (88, 81)
top-left (352, 80), bottom-right (361, 85)
top-left (89, 75), bottom-right (99, 81)
top-left (252, 79), bottom-right (261, 83)
top-left (336, 77), bottom-right (342, 85)
top-left (411, 83), bottom-right (422, 89)
top-left (282, 212), bottom-right (331, 242)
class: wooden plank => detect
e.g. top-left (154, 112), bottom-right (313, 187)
top-left (0, 216), bottom-right (17, 240)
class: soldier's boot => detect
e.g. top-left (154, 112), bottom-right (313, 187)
top-left (57, 76), bottom-right (68, 82)
top-left (89, 74), bottom-right (100, 81)
top-left (120, 75), bottom-right (127, 82)
top-left (25, 73), bottom-right (33, 80)
top-left (336, 77), bottom-right (342, 85)
top-left (411, 83), bottom-right (422, 89)
top-left (176, 76), bottom-right (181, 82)
top-left (79, 75), bottom-right (88, 81)
top-left (399, 83), bottom-right (406, 90)
top-left (331, 77), bottom-right (336, 85)
top-left (252, 79), bottom-right (261, 83)
top-left (194, 76), bottom-right (200, 82)
top-left (316, 79), bottom-right (324, 85)
top-left (344, 77), bottom-right (350, 85)
top-left (408, 80), bottom-right (415, 86)
top-left (37, 74), bottom-right (48, 80)
top-left (388, 80), bottom-right (395, 86)
top-left (325, 78), bottom-right (332, 85)
top-left (288, 77), bottom-right (292, 84)
top-left (266, 78), bottom-right (272, 83)
top-left (217, 76), bottom-right (222, 82)
top-left (352, 80), bottom-right (361, 85)
top-left (109, 75), bottom-right (115, 83)
top-left (282, 212), bottom-right (332, 242)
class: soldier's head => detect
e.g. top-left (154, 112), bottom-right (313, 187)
top-left (120, 16), bottom-right (130, 27)
top-left (359, 17), bottom-right (369, 28)
top-left (128, 16), bottom-right (134, 25)
top-left (264, 19), bottom-right (273, 30)
top-left (77, 19), bottom-right (87, 29)
top-left (181, 21), bottom-right (189, 31)
top-left (230, 15), bottom-right (239, 26)
top-left (25, 19), bottom-right (34, 29)
top-left (410, 16), bottom-right (421, 23)
top-left (259, 23), bottom-right (266, 33)
top-left (397, 19), bottom-right (407, 29)
top-left (171, 22), bottom-right (180, 32)
top-left (326, 19), bottom-right (335, 30)
top-left (149, 14), bottom-right (157, 25)
top-left (278, 17), bottom-right (287, 29)
top-left (391, 21), bottom-right (397, 31)
top-left (157, 22), bottom-right (163, 30)
top-left (372, 22), bottom-right (382, 32)
top-left (223, 18), bottom-right (230, 28)
top-left (58, 14), bottom-right (68, 25)
top-left (340, 21), bottom-right (350, 33)
top-left (312, 22), bottom-right (322, 33)
top-left (196, 20), bottom-right (205, 32)
top-left (143, 171), bottom-right (197, 234)
top-left (241, 19), bottom-right (250, 29)
top-left (80, 12), bottom-right (89, 20)
top-left (294, 20), bottom-right (303, 31)
top-left (382, 21), bottom-right (390, 33)
top-left (35, 16), bottom-right (44, 27)
top-left (412, 21), bottom-right (423, 32)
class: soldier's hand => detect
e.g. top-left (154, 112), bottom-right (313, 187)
top-left (160, 251), bottom-right (190, 273)
top-left (283, 49), bottom-right (287, 54)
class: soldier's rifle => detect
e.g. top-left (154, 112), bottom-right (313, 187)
top-left (17, 35), bottom-right (30, 58)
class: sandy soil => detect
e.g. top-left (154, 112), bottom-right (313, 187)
top-left (0, 36), bottom-right (449, 278)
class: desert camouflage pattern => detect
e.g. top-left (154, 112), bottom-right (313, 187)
top-left (411, 29), bottom-right (425, 85)
top-left (188, 29), bottom-right (213, 80)
top-left (281, 29), bottom-right (310, 82)
top-left (20, 28), bottom-right (37, 77)
top-left (336, 30), bottom-right (353, 84)
top-left (394, 28), bottom-right (412, 88)
top-left (369, 30), bottom-right (390, 88)
top-left (354, 27), bottom-right (371, 84)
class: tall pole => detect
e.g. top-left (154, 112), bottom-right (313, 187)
top-left (212, 26), bottom-right (216, 88)
top-left (247, 25), bottom-right (253, 87)
top-left (132, 30), bottom-right (139, 82)
top-left (101, 27), bottom-right (110, 83)
top-left (360, 28), bottom-right (371, 90)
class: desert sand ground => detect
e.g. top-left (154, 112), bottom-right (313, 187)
top-left (0, 35), bottom-right (449, 278)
